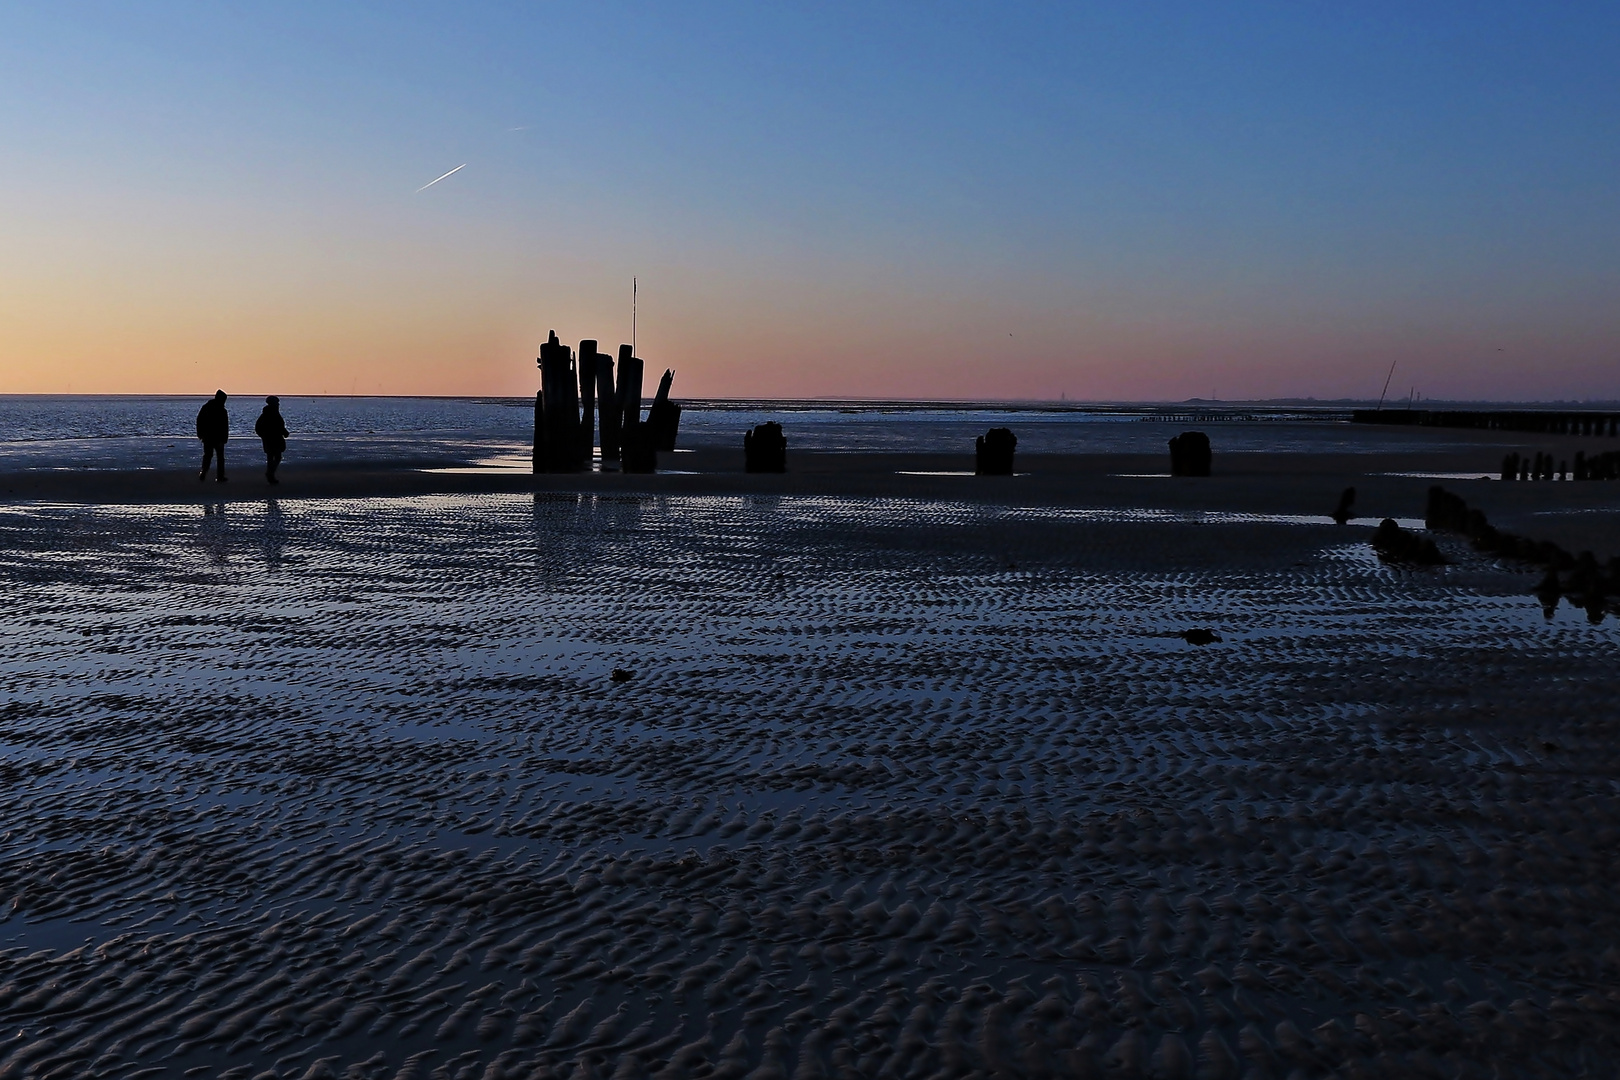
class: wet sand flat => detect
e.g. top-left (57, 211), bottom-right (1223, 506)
top-left (0, 487), bottom-right (1617, 1078)
top-left (7, 445), bottom-right (1619, 559)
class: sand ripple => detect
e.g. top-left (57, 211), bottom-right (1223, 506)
top-left (0, 494), bottom-right (1614, 1077)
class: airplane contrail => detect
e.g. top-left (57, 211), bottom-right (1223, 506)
top-left (415, 163), bottom-right (466, 193)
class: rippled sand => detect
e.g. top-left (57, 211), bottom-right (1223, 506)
top-left (0, 493), bottom-right (1615, 1079)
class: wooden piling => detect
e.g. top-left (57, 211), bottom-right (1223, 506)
top-left (578, 340), bottom-right (598, 464)
top-left (617, 345), bottom-right (644, 435)
top-left (538, 331), bottom-right (583, 472)
top-left (744, 422), bottom-right (787, 473)
top-left (1168, 431), bottom-right (1212, 476)
top-left (974, 428), bottom-right (1017, 475)
top-left (595, 355), bottom-right (619, 461)
top-left (617, 345), bottom-right (654, 473)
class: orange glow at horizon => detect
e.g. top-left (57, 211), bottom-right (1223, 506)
top-left (7, 261), bottom-right (1617, 402)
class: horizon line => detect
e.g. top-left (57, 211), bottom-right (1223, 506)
top-left (5, 392), bottom-right (1620, 408)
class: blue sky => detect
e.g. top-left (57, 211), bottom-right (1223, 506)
top-left (3, 2), bottom-right (1618, 399)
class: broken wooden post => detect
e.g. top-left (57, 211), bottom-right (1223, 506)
top-left (974, 428), bottom-right (1017, 475)
top-left (744, 422), bottom-right (786, 473)
top-left (578, 340), bottom-right (599, 464)
top-left (1168, 431), bottom-right (1212, 476)
top-left (647, 369), bottom-right (682, 452)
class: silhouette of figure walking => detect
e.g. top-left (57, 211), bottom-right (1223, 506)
top-left (255, 396), bottom-right (288, 484)
top-left (196, 391), bottom-right (229, 482)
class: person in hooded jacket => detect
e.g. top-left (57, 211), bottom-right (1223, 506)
top-left (254, 396), bottom-right (289, 484)
top-left (196, 390), bottom-right (229, 482)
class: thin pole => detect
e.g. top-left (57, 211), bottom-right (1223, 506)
top-left (1376, 360), bottom-right (1397, 411)
top-left (632, 277), bottom-right (637, 357)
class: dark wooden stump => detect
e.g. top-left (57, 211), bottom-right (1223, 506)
top-left (1168, 431), bottom-right (1212, 477)
top-left (974, 428), bottom-right (1017, 475)
top-left (744, 422), bottom-right (787, 473)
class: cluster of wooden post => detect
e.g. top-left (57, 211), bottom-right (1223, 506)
top-left (1574, 450), bottom-right (1620, 481)
top-left (975, 428), bottom-right (1017, 475)
top-left (1501, 451), bottom-right (1563, 481)
top-left (532, 332), bottom-right (678, 474)
top-left (1168, 431), bottom-right (1212, 476)
top-left (1500, 450), bottom-right (1620, 482)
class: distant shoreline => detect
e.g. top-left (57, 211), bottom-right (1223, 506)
top-left (4, 392), bottom-right (1620, 409)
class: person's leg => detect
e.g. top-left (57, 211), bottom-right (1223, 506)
top-left (266, 451), bottom-right (280, 483)
top-left (199, 444), bottom-right (214, 480)
top-left (215, 443), bottom-right (227, 481)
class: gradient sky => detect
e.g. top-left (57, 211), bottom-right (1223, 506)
top-left (3, 3), bottom-right (1618, 400)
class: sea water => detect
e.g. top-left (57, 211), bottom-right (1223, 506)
top-left (0, 394), bottom-right (1510, 471)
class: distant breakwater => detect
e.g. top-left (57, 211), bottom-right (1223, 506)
top-left (1352, 408), bottom-right (1620, 437)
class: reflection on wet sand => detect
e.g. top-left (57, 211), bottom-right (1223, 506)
top-left (261, 498), bottom-right (287, 572)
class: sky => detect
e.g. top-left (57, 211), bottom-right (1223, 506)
top-left (2, 2), bottom-right (1618, 401)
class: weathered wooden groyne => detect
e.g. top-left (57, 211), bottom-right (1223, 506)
top-left (1352, 408), bottom-right (1620, 437)
top-left (532, 332), bottom-right (679, 473)
top-left (1426, 486), bottom-right (1619, 622)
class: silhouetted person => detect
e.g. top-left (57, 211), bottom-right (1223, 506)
top-left (196, 390), bottom-right (229, 482)
top-left (255, 396), bottom-right (288, 484)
